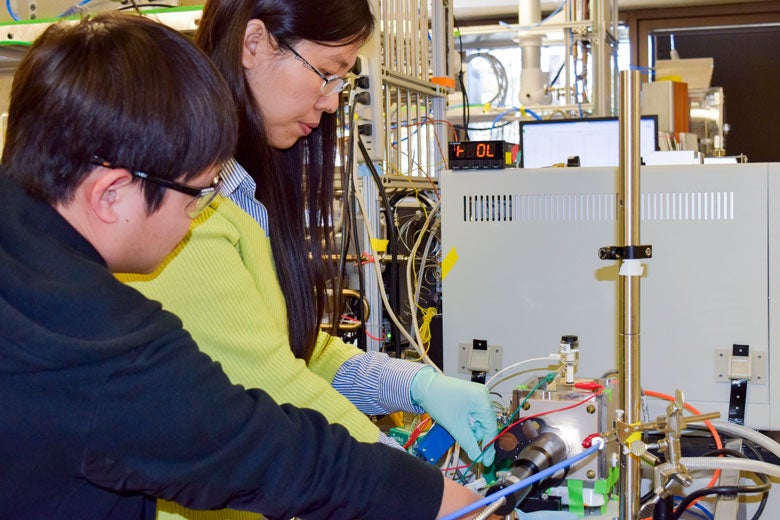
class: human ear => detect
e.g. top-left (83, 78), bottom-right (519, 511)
top-left (242, 19), bottom-right (271, 69)
top-left (88, 168), bottom-right (135, 224)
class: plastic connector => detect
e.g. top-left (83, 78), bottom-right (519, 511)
top-left (463, 477), bottom-right (487, 493)
top-left (573, 381), bottom-right (603, 392)
top-left (354, 76), bottom-right (370, 90)
top-left (412, 423), bottom-right (455, 464)
top-left (354, 91), bottom-right (370, 105)
top-left (581, 432), bottom-right (602, 449)
top-left (349, 59), bottom-right (362, 75)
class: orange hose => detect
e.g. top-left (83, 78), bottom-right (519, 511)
top-left (641, 389), bottom-right (723, 519)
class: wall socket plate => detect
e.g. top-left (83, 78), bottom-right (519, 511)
top-left (457, 343), bottom-right (502, 375)
top-left (714, 349), bottom-right (767, 384)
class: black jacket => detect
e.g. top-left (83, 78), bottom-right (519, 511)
top-left (0, 172), bottom-right (443, 519)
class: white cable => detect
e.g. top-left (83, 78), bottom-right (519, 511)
top-left (441, 443), bottom-right (462, 480)
top-left (679, 457), bottom-right (780, 478)
top-left (346, 108), bottom-right (425, 356)
top-left (352, 179), bottom-right (417, 348)
top-left (350, 156), bottom-right (439, 368)
top-left (486, 355), bottom-right (559, 390)
top-left (414, 218), bottom-right (439, 312)
top-left (332, 196), bottom-right (345, 236)
top-left (406, 201), bottom-right (441, 356)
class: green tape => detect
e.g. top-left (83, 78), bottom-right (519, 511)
top-left (609, 465), bottom-right (620, 488)
top-left (567, 479), bottom-right (585, 516)
top-left (585, 466), bottom-right (619, 517)
top-left (594, 465), bottom-right (620, 494)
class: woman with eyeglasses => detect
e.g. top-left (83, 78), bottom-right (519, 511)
top-left (120, 1), bottom-right (499, 517)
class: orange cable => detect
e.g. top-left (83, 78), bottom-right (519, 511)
top-left (642, 389), bottom-right (723, 519)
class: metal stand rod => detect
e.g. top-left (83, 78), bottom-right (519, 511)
top-left (357, 166), bottom-right (383, 352)
top-left (617, 68), bottom-right (643, 520)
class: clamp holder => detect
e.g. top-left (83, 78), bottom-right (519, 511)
top-left (598, 245), bottom-right (653, 260)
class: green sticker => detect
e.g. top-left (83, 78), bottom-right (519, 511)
top-left (567, 479), bottom-right (585, 516)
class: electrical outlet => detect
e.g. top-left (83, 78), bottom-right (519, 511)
top-left (352, 53), bottom-right (383, 162)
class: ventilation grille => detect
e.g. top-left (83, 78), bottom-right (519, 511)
top-left (641, 191), bottom-right (735, 221)
top-left (463, 194), bottom-right (515, 222)
top-left (462, 191), bottom-right (736, 222)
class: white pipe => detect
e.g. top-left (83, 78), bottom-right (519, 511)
top-left (518, 0), bottom-right (542, 70)
top-left (680, 457), bottom-right (780, 479)
top-left (486, 355), bottom-right (557, 390)
top-left (517, 0), bottom-right (549, 105)
top-left (707, 421), bottom-right (780, 460)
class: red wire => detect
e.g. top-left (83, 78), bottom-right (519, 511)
top-left (441, 464), bottom-right (471, 472)
top-left (403, 416), bottom-right (432, 449)
top-left (365, 329), bottom-right (385, 342)
top-left (339, 315), bottom-right (386, 341)
top-left (486, 387), bottom-right (604, 451)
top-left (455, 384), bottom-right (603, 483)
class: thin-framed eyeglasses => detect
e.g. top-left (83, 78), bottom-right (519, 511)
top-left (280, 41), bottom-right (347, 96)
top-left (90, 156), bottom-right (223, 218)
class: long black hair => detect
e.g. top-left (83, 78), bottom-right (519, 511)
top-left (195, 0), bottom-right (374, 362)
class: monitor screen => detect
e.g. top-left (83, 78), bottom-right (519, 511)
top-left (518, 116), bottom-right (659, 168)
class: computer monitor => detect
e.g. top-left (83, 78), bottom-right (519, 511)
top-left (518, 116), bottom-right (659, 168)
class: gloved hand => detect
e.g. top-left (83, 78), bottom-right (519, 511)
top-left (410, 366), bottom-right (498, 466)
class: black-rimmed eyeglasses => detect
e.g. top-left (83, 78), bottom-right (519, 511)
top-left (280, 41), bottom-right (347, 96)
top-left (90, 156), bottom-right (222, 218)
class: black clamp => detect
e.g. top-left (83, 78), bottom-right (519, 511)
top-left (470, 339), bottom-right (487, 384)
top-left (598, 245), bottom-right (653, 261)
top-left (728, 344), bottom-right (750, 425)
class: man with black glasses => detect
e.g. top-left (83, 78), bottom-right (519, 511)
top-left (0, 13), bottom-right (485, 520)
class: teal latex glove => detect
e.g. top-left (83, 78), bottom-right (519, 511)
top-left (410, 366), bottom-right (498, 466)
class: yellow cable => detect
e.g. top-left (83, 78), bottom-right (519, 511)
top-left (407, 307), bottom-right (437, 361)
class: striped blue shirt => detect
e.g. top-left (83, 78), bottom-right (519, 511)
top-left (218, 158), bottom-right (426, 421)
top-left (334, 351), bottom-right (425, 415)
top-left (220, 158), bottom-right (270, 236)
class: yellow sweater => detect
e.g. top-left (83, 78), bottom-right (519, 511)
top-left (118, 198), bottom-right (380, 519)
